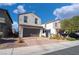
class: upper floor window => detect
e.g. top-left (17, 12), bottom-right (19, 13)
top-left (24, 16), bottom-right (27, 23)
top-left (0, 14), bottom-right (4, 17)
top-left (55, 23), bottom-right (57, 27)
top-left (35, 18), bottom-right (38, 24)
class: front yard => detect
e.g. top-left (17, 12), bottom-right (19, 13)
top-left (0, 37), bottom-right (68, 49)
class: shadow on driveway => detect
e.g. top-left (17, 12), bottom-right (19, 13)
top-left (0, 38), bottom-right (16, 44)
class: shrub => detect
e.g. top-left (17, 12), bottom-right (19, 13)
top-left (50, 34), bottom-right (64, 40)
top-left (16, 37), bottom-right (25, 43)
top-left (41, 35), bottom-right (46, 38)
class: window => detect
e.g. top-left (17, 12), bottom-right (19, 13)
top-left (35, 18), bottom-right (38, 24)
top-left (0, 23), bottom-right (5, 31)
top-left (24, 16), bottom-right (27, 23)
top-left (0, 14), bottom-right (4, 17)
top-left (55, 23), bottom-right (57, 27)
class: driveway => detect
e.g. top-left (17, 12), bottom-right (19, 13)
top-left (22, 37), bottom-right (67, 46)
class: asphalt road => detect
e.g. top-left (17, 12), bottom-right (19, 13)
top-left (44, 45), bottom-right (79, 55)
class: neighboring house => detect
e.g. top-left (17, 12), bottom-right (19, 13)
top-left (0, 9), bottom-right (13, 37)
top-left (41, 20), bottom-right (61, 37)
top-left (19, 13), bottom-right (43, 37)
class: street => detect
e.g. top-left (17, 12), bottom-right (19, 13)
top-left (44, 45), bottom-right (79, 55)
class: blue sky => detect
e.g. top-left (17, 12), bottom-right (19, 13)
top-left (0, 3), bottom-right (79, 31)
top-left (0, 3), bottom-right (71, 23)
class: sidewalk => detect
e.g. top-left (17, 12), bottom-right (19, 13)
top-left (0, 40), bottom-right (79, 55)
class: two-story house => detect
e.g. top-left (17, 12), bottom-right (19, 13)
top-left (19, 13), bottom-right (43, 37)
top-left (41, 20), bottom-right (61, 37)
top-left (0, 9), bottom-right (13, 37)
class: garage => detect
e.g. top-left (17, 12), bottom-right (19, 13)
top-left (23, 28), bottom-right (40, 37)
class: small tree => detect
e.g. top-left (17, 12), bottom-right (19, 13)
top-left (61, 16), bottom-right (79, 34)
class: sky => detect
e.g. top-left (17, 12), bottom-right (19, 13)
top-left (0, 3), bottom-right (79, 31)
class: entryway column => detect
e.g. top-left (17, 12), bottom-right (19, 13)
top-left (19, 25), bottom-right (23, 38)
top-left (39, 29), bottom-right (42, 37)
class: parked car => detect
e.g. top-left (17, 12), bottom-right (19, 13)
top-left (69, 32), bottom-right (79, 39)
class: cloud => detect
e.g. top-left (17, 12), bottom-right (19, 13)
top-left (0, 3), bottom-right (15, 6)
top-left (13, 5), bottom-right (26, 14)
top-left (13, 9), bottom-right (18, 14)
top-left (53, 4), bottom-right (79, 20)
top-left (12, 21), bottom-right (18, 32)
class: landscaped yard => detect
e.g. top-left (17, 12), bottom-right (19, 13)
top-left (0, 37), bottom-right (68, 49)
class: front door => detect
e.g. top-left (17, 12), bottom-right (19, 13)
top-left (45, 29), bottom-right (50, 37)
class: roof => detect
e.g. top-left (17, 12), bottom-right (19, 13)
top-left (0, 8), bottom-right (13, 23)
top-left (42, 19), bottom-right (61, 24)
top-left (19, 12), bottom-right (40, 19)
